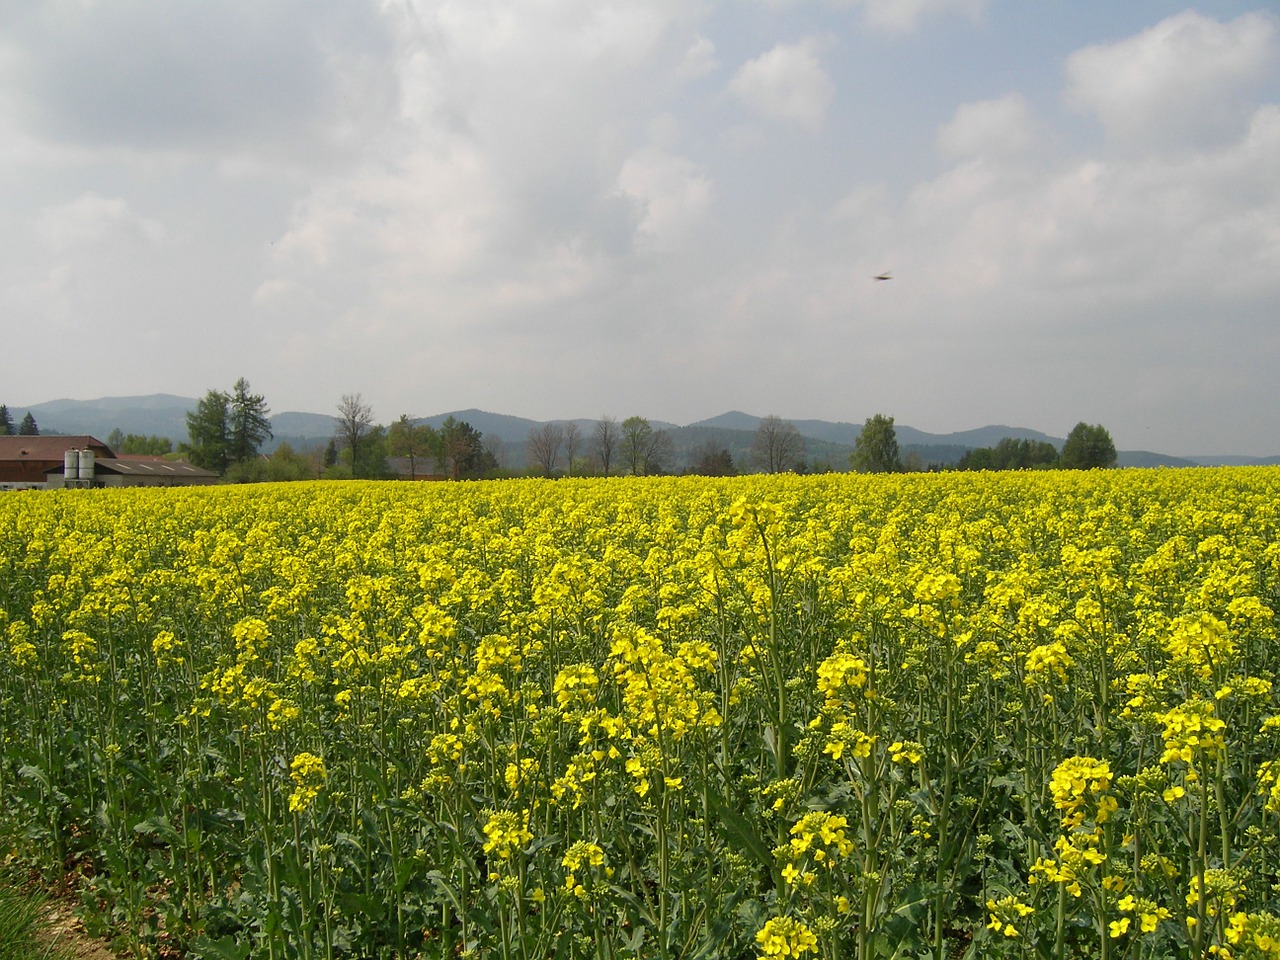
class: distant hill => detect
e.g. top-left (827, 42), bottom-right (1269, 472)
top-left (271, 411), bottom-right (339, 438)
top-left (1119, 451), bottom-right (1199, 468)
top-left (8, 394), bottom-right (1272, 469)
top-left (689, 412), bottom-right (1063, 451)
top-left (1185, 455), bottom-right (1280, 467)
top-left (17, 394), bottom-right (196, 441)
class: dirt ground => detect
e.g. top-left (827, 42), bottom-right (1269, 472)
top-left (37, 901), bottom-right (121, 960)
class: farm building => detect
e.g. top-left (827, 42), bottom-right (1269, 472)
top-left (0, 435), bottom-right (217, 489)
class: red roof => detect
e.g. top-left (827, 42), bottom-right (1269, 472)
top-left (0, 435), bottom-right (115, 462)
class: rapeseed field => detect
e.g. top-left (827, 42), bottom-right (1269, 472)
top-left (2, 470), bottom-right (1280, 959)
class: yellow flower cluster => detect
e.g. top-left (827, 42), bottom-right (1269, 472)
top-left (1049, 756), bottom-right (1117, 829)
top-left (288, 752), bottom-right (326, 813)
top-left (755, 915), bottom-right (819, 957)
top-left (482, 809), bottom-right (533, 860)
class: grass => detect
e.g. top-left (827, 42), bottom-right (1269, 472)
top-left (0, 868), bottom-right (72, 960)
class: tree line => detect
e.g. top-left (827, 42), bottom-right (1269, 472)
top-left (103, 380), bottom-right (1119, 482)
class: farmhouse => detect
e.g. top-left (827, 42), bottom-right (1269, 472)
top-left (0, 435), bottom-right (217, 489)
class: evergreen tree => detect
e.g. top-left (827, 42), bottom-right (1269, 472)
top-left (18, 412), bottom-right (38, 436)
top-left (227, 378), bottom-right (272, 465)
top-left (0, 405), bottom-right (13, 435)
top-left (184, 390), bottom-right (231, 473)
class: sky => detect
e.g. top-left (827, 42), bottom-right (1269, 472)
top-left (2, 1), bottom-right (1278, 457)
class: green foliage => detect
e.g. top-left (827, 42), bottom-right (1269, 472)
top-left (0, 405), bottom-right (12, 436)
top-left (1059, 422), bottom-right (1117, 469)
top-left (437, 417), bottom-right (497, 479)
top-left (183, 379), bottom-right (271, 475)
top-left (957, 436), bottom-right (1059, 471)
top-left (388, 415), bottom-right (439, 478)
top-left (850, 413), bottom-right (902, 473)
top-left (267, 443), bottom-right (318, 481)
top-left (227, 379), bottom-right (272, 466)
top-left (620, 416), bottom-right (672, 475)
top-left (688, 440), bottom-right (737, 476)
top-left (107, 429), bottom-right (173, 456)
top-left (17, 413), bottom-right (37, 437)
top-left (182, 389), bottom-right (231, 473)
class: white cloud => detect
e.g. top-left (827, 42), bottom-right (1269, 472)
top-left (617, 146), bottom-right (713, 250)
top-left (856, 0), bottom-right (986, 34)
top-left (0, 2), bottom-right (396, 165)
top-left (677, 34), bottom-right (719, 82)
top-left (936, 93), bottom-right (1040, 160)
top-left (36, 193), bottom-right (165, 253)
top-left (1065, 10), bottom-right (1277, 154)
top-left (729, 38), bottom-right (834, 130)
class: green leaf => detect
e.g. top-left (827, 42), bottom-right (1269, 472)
top-left (708, 792), bottom-right (773, 870)
top-left (188, 934), bottom-right (253, 960)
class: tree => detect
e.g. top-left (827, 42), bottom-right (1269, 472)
top-left (563, 422), bottom-right (582, 476)
top-left (957, 437), bottom-right (1058, 471)
top-left (18, 412), bottom-right (39, 436)
top-left (750, 415), bottom-right (804, 474)
top-left (184, 390), bottom-right (231, 473)
top-left (438, 417), bottom-right (498, 480)
top-left (388, 415), bottom-right (438, 478)
top-left (108, 431), bottom-right (173, 456)
top-left (620, 416), bottom-right (653, 475)
top-left (1059, 422), bottom-right (1117, 469)
top-left (645, 430), bottom-right (674, 475)
top-left (266, 442), bottom-right (318, 482)
top-left (227, 378), bottom-right (272, 465)
top-left (527, 423), bottom-right (565, 477)
top-left (335, 394), bottom-right (375, 477)
top-left (851, 414), bottom-right (902, 474)
top-left (0, 405), bottom-right (12, 435)
top-left (356, 425), bottom-right (391, 479)
top-left (689, 440), bottom-right (736, 476)
top-left (483, 435), bottom-right (510, 472)
top-left (591, 416), bottom-right (619, 476)
top-left (619, 417), bottom-right (672, 476)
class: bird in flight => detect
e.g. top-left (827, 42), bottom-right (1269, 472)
top-left (874, 271), bottom-right (893, 281)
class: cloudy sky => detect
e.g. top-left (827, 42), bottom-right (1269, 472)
top-left (2, 1), bottom-right (1278, 456)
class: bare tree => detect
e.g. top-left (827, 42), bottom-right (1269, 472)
top-left (620, 416), bottom-right (672, 476)
top-left (591, 416), bottom-right (619, 476)
top-left (335, 393), bottom-right (375, 477)
top-left (483, 435), bottom-right (509, 471)
top-left (645, 429), bottom-right (674, 475)
top-left (620, 416), bottom-right (652, 476)
top-left (527, 422), bottom-right (566, 477)
top-left (750, 415), bottom-right (804, 473)
top-left (562, 422), bottom-right (582, 476)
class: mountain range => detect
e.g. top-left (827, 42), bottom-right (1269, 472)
top-left (8, 395), bottom-right (1278, 470)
